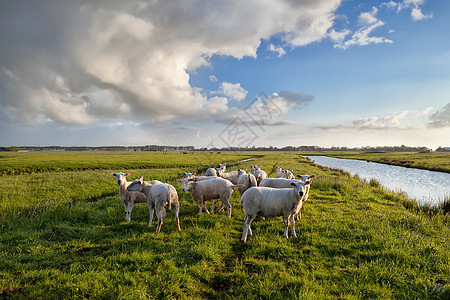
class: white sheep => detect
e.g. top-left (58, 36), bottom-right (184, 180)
top-left (219, 169), bottom-right (245, 184)
top-left (111, 172), bottom-right (162, 222)
top-left (259, 174), bottom-right (316, 221)
top-left (294, 174), bottom-right (315, 220)
top-left (179, 177), bottom-right (236, 218)
top-left (240, 180), bottom-right (311, 242)
top-left (276, 166), bottom-right (295, 179)
top-left (205, 163), bottom-right (226, 176)
top-left (182, 172), bottom-right (215, 181)
top-left (236, 169), bottom-right (258, 197)
top-left (250, 165), bottom-right (268, 185)
top-left (127, 176), bottom-right (181, 234)
top-left (275, 166), bottom-right (284, 178)
top-left (205, 168), bottom-right (218, 176)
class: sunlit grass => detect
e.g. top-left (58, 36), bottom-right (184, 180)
top-left (0, 152), bottom-right (449, 298)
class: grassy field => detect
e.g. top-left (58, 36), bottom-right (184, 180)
top-left (0, 151), bottom-right (449, 299)
top-left (316, 152), bottom-right (450, 173)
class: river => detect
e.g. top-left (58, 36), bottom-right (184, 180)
top-left (306, 156), bottom-right (450, 205)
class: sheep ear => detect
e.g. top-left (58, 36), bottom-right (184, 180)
top-left (193, 172), bottom-right (196, 176)
top-left (290, 182), bottom-right (296, 186)
top-left (112, 173), bottom-right (116, 176)
top-left (139, 176), bottom-right (144, 181)
top-left (296, 175), bottom-right (302, 178)
top-left (182, 172), bottom-right (186, 175)
top-left (310, 174), bottom-right (316, 178)
top-left (125, 173), bottom-right (130, 177)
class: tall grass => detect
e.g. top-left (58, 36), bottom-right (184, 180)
top-left (0, 152), bottom-right (449, 299)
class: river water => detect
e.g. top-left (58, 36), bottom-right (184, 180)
top-left (306, 156), bottom-right (450, 205)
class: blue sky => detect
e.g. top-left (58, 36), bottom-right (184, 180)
top-left (1, 0), bottom-right (449, 149)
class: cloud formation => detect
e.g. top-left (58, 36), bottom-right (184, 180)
top-left (315, 108), bottom-right (434, 131)
top-left (0, 0), bottom-right (339, 127)
top-left (428, 103), bottom-right (450, 128)
top-left (216, 82), bottom-right (248, 102)
top-left (382, 0), bottom-right (433, 21)
top-left (333, 7), bottom-right (393, 49)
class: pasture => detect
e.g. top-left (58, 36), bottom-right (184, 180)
top-left (0, 151), bottom-right (449, 299)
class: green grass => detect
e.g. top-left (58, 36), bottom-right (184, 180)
top-left (0, 152), bottom-right (449, 299)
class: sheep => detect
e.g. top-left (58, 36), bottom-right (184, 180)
top-left (276, 166), bottom-right (295, 179)
top-left (111, 172), bottom-right (162, 223)
top-left (250, 165), bottom-right (268, 185)
top-left (240, 180), bottom-right (311, 242)
top-left (127, 176), bottom-right (180, 234)
top-left (205, 168), bottom-right (217, 176)
top-left (205, 163), bottom-right (226, 176)
top-left (259, 174), bottom-right (316, 188)
top-left (182, 172), bottom-right (215, 181)
top-left (219, 169), bottom-right (245, 184)
top-left (275, 166), bottom-right (284, 178)
top-left (236, 169), bottom-right (258, 197)
top-left (259, 174), bottom-right (316, 221)
top-left (179, 177), bottom-right (236, 218)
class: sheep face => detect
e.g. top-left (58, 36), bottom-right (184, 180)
top-left (296, 174), bottom-right (316, 182)
top-left (183, 172), bottom-right (196, 179)
top-left (216, 168), bottom-right (224, 177)
top-left (127, 176), bottom-right (144, 192)
top-left (237, 169), bottom-right (247, 176)
top-left (178, 179), bottom-right (194, 192)
top-left (112, 172), bottom-right (130, 186)
top-left (290, 181), bottom-right (310, 198)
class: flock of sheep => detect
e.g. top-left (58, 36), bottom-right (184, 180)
top-left (112, 165), bottom-right (315, 242)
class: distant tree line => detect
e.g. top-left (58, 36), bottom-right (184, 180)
top-left (3, 144), bottom-right (447, 152)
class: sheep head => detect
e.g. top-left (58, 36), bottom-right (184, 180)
top-left (127, 176), bottom-right (144, 192)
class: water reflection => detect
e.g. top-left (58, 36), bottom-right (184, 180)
top-left (306, 156), bottom-right (450, 205)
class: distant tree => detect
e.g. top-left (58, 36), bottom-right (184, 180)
top-left (7, 146), bottom-right (19, 152)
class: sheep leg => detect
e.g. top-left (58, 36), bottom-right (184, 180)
top-left (125, 203), bottom-right (133, 222)
top-left (203, 201), bottom-right (210, 214)
top-left (246, 216), bottom-right (253, 237)
top-left (241, 215), bottom-right (255, 242)
top-left (155, 218), bottom-right (163, 234)
top-left (148, 204), bottom-right (154, 228)
top-left (173, 203), bottom-right (181, 231)
top-left (290, 215), bottom-right (297, 238)
top-left (295, 210), bottom-right (302, 221)
top-left (175, 215), bottom-right (181, 231)
top-left (215, 203), bottom-right (225, 213)
top-left (211, 199), bottom-right (217, 212)
top-left (283, 217), bottom-right (290, 239)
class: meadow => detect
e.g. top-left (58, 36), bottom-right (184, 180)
top-left (0, 151), bottom-right (449, 299)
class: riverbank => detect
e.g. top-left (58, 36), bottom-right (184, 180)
top-left (0, 152), bottom-right (448, 298)
top-left (308, 151), bottom-right (450, 173)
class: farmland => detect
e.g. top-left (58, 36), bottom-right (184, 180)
top-left (0, 151), bottom-right (449, 299)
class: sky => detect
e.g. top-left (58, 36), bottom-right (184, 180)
top-left (1, 0), bottom-right (449, 149)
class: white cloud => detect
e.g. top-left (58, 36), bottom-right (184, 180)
top-left (334, 7), bottom-right (393, 49)
top-left (382, 0), bottom-right (433, 21)
top-left (334, 20), bottom-right (393, 49)
top-left (358, 7), bottom-right (379, 25)
top-left (410, 8), bottom-right (433, 21)
top-left (328, 29), bottom-right (351, 43)
top-left (428, 103), bottom-right (450, 128)
top-left (268, 44), bottom-right (286, 57)
top-left (216, 82), bottom-right (248, 101)
top-left (0, 0), bottom-right (340, 126)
